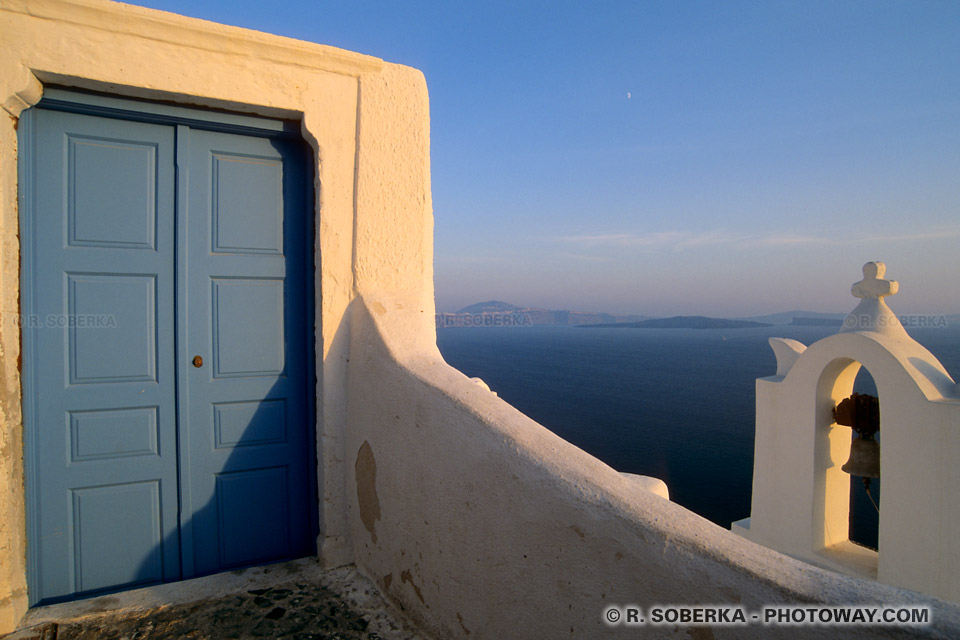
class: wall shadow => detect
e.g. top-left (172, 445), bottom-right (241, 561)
top-left (123, 377), bottom-right (321, 600)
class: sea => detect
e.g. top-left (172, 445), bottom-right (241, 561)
top-left (436, 323), bottom-right (960, 550)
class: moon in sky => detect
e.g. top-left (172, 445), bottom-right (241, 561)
top-left (627, 92), bottom-right (632, 99)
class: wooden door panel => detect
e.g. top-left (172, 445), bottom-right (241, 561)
top-left (26, 109), bottom-right (180, 603)
top-left (181, 128), bottom-right (312, 576)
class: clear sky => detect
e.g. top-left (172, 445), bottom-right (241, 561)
top-left (130, 0), bottom-right (960, 317)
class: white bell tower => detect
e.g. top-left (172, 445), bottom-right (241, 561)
top-left (733, 263), bottom-right (960, 604)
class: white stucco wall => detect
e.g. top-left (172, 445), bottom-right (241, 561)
top-left (3, 2), bottom-right (960, 638)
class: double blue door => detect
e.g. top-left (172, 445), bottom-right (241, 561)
top-left (22, 96), bottom-right (316, 604)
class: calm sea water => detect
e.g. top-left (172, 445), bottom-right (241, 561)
top-left (436, 324), bottom-right (960, 548)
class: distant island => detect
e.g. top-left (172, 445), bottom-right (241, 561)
top-left (436, 302), bottom-right (958, 330)
top-left (578, 316), bottom-right (771, 330)
top-left (436, 301), bottom-right (647, 327)
top-left (789, 317), bottom-right (844, 327)
top-left (739, 310), bottom-right (845, 325)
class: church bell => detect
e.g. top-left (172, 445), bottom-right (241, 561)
top-left (841, 435), bottom-right (880, 478)
top-left (833, 393), bottom-right (881, 479)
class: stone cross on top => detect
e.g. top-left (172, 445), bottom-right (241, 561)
top-left (851, 261), bottom-right (898, 301)
top-left (840, 261), bottom-right (909, 338)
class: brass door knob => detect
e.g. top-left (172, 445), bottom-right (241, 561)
top-left (192, 355), bottom-right (203, 368)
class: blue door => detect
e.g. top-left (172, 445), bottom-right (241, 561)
top-left (21, 96), bottom-right (315, 604)
top-left (180, 129), bottom-right (313, 576)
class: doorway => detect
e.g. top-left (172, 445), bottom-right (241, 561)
top-left (20, 91), bottom-right (317, 604)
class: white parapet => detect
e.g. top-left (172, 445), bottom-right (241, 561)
top-left (620, 472), bottom-right (670, 500)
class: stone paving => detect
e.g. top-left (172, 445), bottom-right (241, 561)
top-left (3, 562), bottom-right (429, 640)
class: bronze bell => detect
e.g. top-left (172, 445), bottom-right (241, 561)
top-left (841, 435), bottom-right (880, 478)
top-left (833, 393), bottom-right (881, 479)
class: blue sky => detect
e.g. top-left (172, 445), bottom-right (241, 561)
top-left (131, 1), bottom-right (960, 316)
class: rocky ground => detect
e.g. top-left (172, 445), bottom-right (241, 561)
top-left (4, 563), bottom-right (427, 640)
